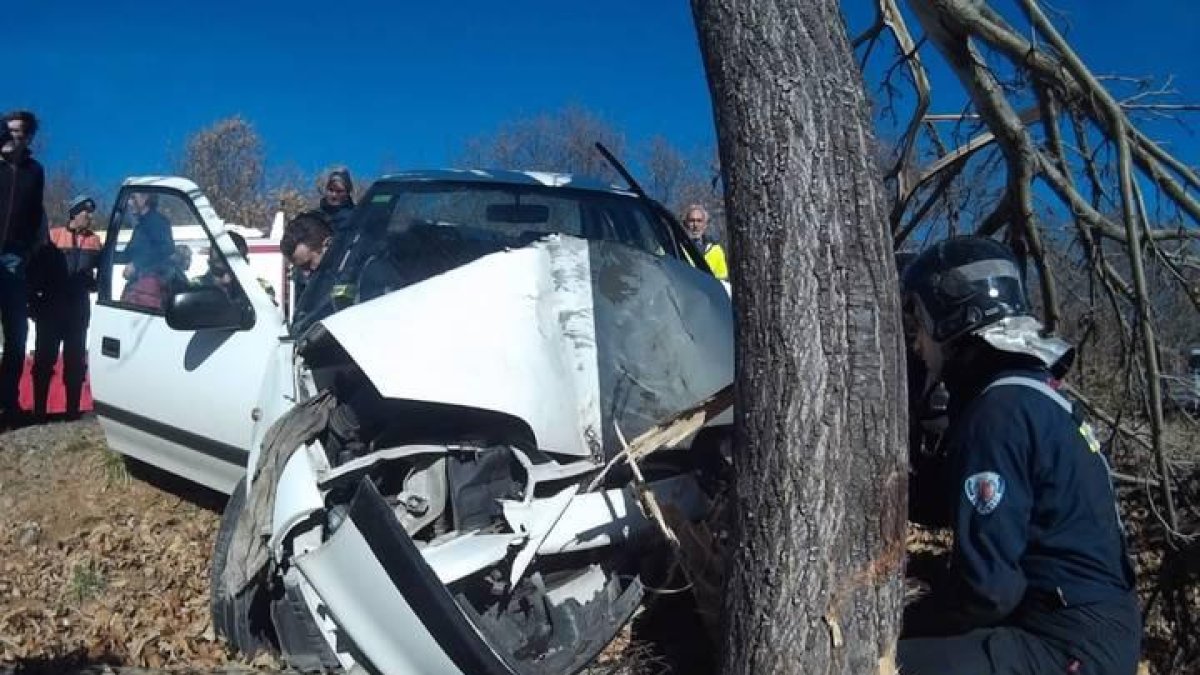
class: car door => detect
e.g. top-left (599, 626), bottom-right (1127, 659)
top-left (88, 177), bottom-right (293, 494)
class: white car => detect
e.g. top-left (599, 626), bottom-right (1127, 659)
top-left (89, 170), bottom-right (733, 673)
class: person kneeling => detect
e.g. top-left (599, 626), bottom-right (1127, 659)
top-left (898, 236), bottom-right (1141, 675)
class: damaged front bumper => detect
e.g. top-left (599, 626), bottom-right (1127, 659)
top-left (270, 443), bottom-right (712, 674)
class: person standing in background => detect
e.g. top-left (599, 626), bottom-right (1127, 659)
top-left (317, 166), bottom-right (356, 234)
top-left (29, 195), bottom-right (102, 421)
top-left (682, 204), bottom-right (728, 281)
top-left (0, 111), bottom-right (47, 426)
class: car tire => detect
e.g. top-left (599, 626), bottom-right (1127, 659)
top-left (210, 476), bottom-right (275, 656)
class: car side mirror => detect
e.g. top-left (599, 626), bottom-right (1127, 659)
top-left (165, 286), bottom-right (252, 331)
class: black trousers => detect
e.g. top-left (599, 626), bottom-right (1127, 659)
top-left (0, 257), bottom-right (29, 411)
top-left (32, 297), bottom-right (90, 414)
top-left (898, 594), bottom-right (1141, 675)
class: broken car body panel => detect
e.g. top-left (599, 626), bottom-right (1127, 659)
top-left (318, 233), bottom-right (733, 461)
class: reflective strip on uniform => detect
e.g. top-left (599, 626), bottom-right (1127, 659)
top-left (983, 376), bottom-right (1073, 414)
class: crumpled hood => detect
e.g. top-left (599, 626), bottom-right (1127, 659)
top-left (314, 234), bottom-right (733, 459)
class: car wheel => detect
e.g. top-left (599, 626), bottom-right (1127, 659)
top-left (210, 476), bottom-right (275, 656)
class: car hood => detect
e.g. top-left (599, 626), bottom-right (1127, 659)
top-left (312, 234), bottom-right (733, 459)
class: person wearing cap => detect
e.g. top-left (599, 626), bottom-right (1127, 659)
top-left (896, 236), bottom-right (1140, 675)
top-left (681, 204), bottom-right (728, 281)
top-left (28, 195), bottom-right (103, 421)
top-left (0, 111), bottom-right (47, 423)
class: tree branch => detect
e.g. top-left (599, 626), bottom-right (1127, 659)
top-left (1015, 0), bottom-right (1178, 531)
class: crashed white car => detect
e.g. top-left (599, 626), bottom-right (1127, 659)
top-left (89, 170), bottom-right (733, 673)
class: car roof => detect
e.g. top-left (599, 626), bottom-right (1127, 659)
top-left (375, 169), bottom-right (637, 197)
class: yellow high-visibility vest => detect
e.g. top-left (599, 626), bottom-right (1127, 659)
top-left (703, 241), bottom-right (728, 281)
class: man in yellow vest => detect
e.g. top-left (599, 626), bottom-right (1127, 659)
top-left (682, 204), bottom-right (728, 280)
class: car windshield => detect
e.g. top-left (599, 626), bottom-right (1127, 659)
top-left (353, 180), bottom-right (681, 258)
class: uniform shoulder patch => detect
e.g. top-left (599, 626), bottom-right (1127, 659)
top-left (964, 471), bottom-right (1006, 515)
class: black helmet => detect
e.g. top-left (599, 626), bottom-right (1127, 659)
top-left (901, 236), bottom-right (1030, 343)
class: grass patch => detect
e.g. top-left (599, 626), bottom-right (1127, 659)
top-left (67, 559), bottom-right (106, 604)
top-left (62, 438), bottom-right (103, 454)
top-left (100, 449), bottom-right (131, 487)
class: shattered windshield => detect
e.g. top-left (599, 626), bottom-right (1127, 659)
top-left (354, 180), bottom-right (680, 258)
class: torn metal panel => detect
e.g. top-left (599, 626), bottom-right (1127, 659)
top-left (589, 243), bottom-right (734, 459)
top-left (419, 533), bottom-right (516, 585)
top-left (535, 474), bottom-right (708, 555)
top-left (318, 235), bottom-right (603, 458)
top-left (317, 234), bottom-right (733, 461)
top-left (294, 479), bottom-right (517, 675)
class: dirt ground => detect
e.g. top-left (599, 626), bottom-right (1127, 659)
top-left (1, 418), bottom-right (1197, 674)
top-left (0, 420), bottom-right (259, 672)
top-left (0, 419), bottom-right (645, 675)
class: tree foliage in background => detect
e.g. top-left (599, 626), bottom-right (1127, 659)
top-left (176, 116), bottom-right (331, 235)
top-left (42, 163), bottom-right (95, 227)
top-left (460, 105), bottom-right (628, 183)
top-left (178, 116), bottom-right (270, 230)
top-left (459, 106), bottom-right (726, 236)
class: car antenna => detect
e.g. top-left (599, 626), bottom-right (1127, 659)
top-left (595, 142), bottom-right (648, 199)
top-left (593, 142), bottom-right (713, 274)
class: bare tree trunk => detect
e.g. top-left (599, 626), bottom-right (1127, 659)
top-left (691, 2), bottom-right (908, 674)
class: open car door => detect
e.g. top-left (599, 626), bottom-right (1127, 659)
top-left (88, 177), bottom-right (294, 494)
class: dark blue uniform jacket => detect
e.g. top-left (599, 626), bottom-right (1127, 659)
top-left (907, 364), bottom-right (1136, 634)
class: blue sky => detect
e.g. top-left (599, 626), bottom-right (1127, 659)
top-left (12, 0), bottom-right (1199, 199)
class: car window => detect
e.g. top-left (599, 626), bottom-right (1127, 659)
top-left (358, 182), bottom-right (676, 258)
top-left (101, 188), bottom-right (251, 315)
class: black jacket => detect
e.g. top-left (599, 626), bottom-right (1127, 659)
top-left (29, 225), bottom-right (104, 303)
top-left (320, 199), bottom-right (356, 234)
top-left (0, 153), bottom-right (46, 259)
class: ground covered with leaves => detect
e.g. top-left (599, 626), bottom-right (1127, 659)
top-left (0, 421), bottom-right (647, 674)
top-left (1, 419), bottom-right (1196, 674)
top-left (0, 421), bottom-right (266, 672)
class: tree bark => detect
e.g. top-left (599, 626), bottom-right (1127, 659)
top-left (691, 2), bottom-right (908, 674)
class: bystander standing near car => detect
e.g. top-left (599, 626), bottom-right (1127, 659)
top-left (317, 166), bottom-right (356, 234)
top-left (29, 195), bottom-right (103, 421)
top-left (279, 210), bottom-right (334, 333)
top-left (681, 204), bottom-right (728, 280)
top-left (0, 111), bottom-right (47, 425)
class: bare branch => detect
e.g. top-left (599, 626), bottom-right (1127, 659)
top-left (894, 159), bottom-right (967, 245)
top-left (1132, 130), bottom-right (1200, 191)
top-left (1122, 103), bottom-right (1200, 112)
top-left (1068, 112), bottom-right (1108, 208)
top-left (924, 113), bottom-right (983, 122)
top-left (954, 1), bottom-right (1200, 229)
top-left (879, 0), bottom-right (934, 199)
top-left (851, 0), bottom-right (887, 49)
top-left (1040, 85), bottom-right (1136, 321)
top-left (1015, 0), bottom-right (1178, 531)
